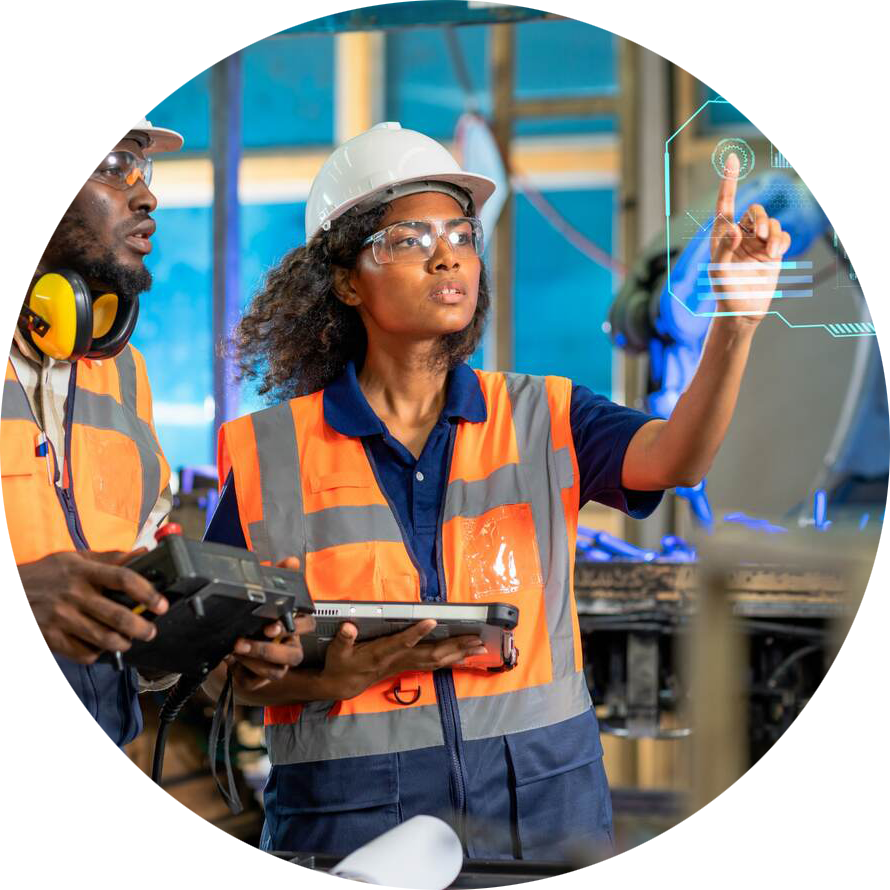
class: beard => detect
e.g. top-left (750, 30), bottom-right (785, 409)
top-left (47, 207), bottom-right (152, 298)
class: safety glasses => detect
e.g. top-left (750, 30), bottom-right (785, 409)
top-left (90, 151), bottom-right (153, 191)
top-left (361, 217), bottom-right (484, 265)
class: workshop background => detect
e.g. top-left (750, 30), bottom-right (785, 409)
top-left (121, 1), bottom-right (886, 862)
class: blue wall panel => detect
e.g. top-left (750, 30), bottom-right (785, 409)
top-left (386, 19), bottom-right (617, 141)
top-left (385, 26), bottom-right (490, 139)
top-left (514, 19), bottom-right (616, 137)
top-left (514, 188), bottom-right (615, 394)
top-left (242, 37), bottom-right (335, 148)
top-left (132, 206), bottom-right (212, 471)
top-left (237, 201), bottom-right (309, 418)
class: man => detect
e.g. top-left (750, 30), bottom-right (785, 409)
top-left (2, 119), bottom-right (305, 748)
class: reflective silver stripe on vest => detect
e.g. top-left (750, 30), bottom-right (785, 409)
top-left (458, 670), bottom-right (591, 741)
top-left (252, 504), bottom-right (403, 559)
top-left (0, 627), bottom-right (43, 649)
top-left (251, 402), bottom-right (305, 565)
top-left (444, 462), bottom-right (525, 520)
top-left (79, 348), bottom-right (162, 531)
top-left (98, 352), bottom-right (164, 525)
top-left (247, 408), bottom-right (406, 563)
top-left (266, 701), bottom-right (445, 764)
top-left (504, 373), bottom-right (577, 683)
top-left (306, 504), bottom-right (403, 550)
top-left (1, 378), bottom-right (33, 421)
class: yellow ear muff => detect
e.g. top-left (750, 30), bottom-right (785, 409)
top-left (91, 292), bottom-right (119, 339)
top-left (27, 270), bottom-right (93, 361)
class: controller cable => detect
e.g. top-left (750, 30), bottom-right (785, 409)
top-left (150, 666), bottom-right (243, 814)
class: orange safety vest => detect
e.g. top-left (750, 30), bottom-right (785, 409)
top-left (1, 345), bottom-right (170, 563)
top-left (218, 370), bottom-right (590, 765)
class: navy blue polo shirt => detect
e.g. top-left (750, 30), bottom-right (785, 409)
top-left (205, 362), bottom-right (662, 859)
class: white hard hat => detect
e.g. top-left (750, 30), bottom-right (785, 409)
top-left (0, 43), bottom-right (182, 179)
top-left (305, 121), bottom-right (496, 241)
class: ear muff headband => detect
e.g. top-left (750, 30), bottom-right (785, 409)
top-left (28, 270), bottom-right (93, 361)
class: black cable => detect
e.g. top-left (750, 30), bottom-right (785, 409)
top-left (145, 723), bottom-right (170, 858)
top-left (207, 665), bottom-right (244, 815)
top-left (766, 644), bottom-right (822, 689)
top-left (150, 673), bottom-right (207, 785)
top-left (739, 619), bottom-right (830, 640)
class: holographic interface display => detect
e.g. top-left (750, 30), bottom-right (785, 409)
top-left (664, 93), bottom-right (890, 337)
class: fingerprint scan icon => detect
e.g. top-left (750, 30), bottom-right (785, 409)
top-left (711, 137), bottom-right (755, 180)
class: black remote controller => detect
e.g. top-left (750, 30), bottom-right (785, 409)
top-left (101, 525), bottom-right (314, 676)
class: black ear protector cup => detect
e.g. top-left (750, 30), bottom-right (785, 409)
top-left (22, 270), bottom-right (140, 361)
top-left (88, 293), bottom-right (139, 359)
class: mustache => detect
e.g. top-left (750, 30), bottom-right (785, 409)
top-left (116, 212), bottom-right (154, 239)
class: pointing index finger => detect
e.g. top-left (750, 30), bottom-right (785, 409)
top-left (716, 152), bottom-right (740, 222)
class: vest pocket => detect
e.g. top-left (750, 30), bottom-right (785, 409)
top-left (0, 647), bottom-right (41, 822)
top-left (446, 503), bottom-right (543, 600)
top-left (0, 430), bottom-right (41, 477)
top-left (306, 542), bottom-right (378, 600)
top-left (504, 711), bottom-right (612, 860)
top-left (265, 755), bottom-right (400, 856)
top-left (79, 427), bottom-right (141, 523)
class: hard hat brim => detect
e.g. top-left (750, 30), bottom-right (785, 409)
top-left (126, 123), bottom-right (184, 155)
top-left (316, 171), bottom-right (497, 239)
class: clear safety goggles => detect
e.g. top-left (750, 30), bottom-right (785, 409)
top-left (89, 150), bottom-right (153, 191)
top-left (361, 217), bottom-right (484, 265)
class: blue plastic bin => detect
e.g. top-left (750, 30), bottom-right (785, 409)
top-left (748, 840), bottom-right (890, 887)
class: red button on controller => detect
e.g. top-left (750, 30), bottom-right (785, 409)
top-left (155, 523), bottom-right (182, 542)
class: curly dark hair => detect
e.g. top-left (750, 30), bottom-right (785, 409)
top-left (233, 201), bottom-right (491, 402)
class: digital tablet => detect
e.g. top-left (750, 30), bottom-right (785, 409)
top-left (301, 601), bottom-right (519, 671)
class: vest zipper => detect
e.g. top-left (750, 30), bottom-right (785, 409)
top-left (361, 436), bottom-right (470, 838)
top-left (57, 486), bottom-right (89, 550)
top-left (57, 364), bottom-right (91, 550)
top-left (432, 425), bottom-right (470, 833)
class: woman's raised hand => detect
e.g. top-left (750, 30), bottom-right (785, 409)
top-left (709, 152), bottom-right (792, 326)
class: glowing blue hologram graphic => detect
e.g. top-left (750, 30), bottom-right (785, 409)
top-left (711, 136), bottom-right (755, 180)
top-left (655, 93), bottom-right (890, 338)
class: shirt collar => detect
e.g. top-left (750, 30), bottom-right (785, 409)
top-left (323, 360), bottom-right (487, 438)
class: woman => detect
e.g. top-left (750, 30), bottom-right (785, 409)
top-left (205, 123), bottom-right (789, 860)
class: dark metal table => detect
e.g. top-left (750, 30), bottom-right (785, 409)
top-left (574, 559), bottom-right (846, 620)
top-left (574, 560), bottom-right (844, 754)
